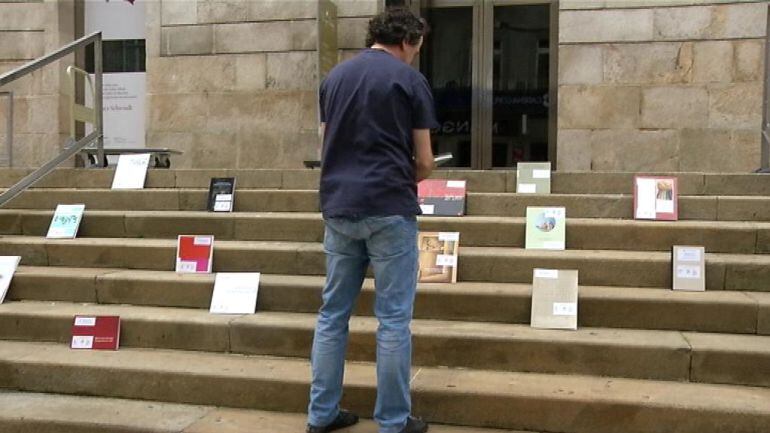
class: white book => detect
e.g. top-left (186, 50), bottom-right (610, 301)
top-left (112, 153), bottom-right (151, 189)
top-left (46, 204), bottom-right (85, 239)
top-left (0, 256), bottom-right (21, 304)
top-left (210, 272), bottom-right (261, 314)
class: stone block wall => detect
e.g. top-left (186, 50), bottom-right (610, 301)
top-left (557, 0), bottom-right (768, 172)
top-left (0, 0), bottom-right (75, 168)
top-left (146, 0), bottom-right (377, 169)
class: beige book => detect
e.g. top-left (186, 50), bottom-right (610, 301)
top-left (417, 232), bottom-right (459, 284)
top-left (672, 246), bottom-right (705, 292)
top-left (530, 268), bottom-right (578, 330)
top-left (517, 162), bottom-right (552, 194)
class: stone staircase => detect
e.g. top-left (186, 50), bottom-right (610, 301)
top-left (0, 168), bottom-right (768, 433)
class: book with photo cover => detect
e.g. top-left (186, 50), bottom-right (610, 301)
top-left (517, 162), bottom-right (552, 194)
top-left (176, 235), bottom-right (214, 274)
top-left (525, 207), bottom-right (566, 250)
top-left (530, 268), bottom-right (579, 330)
top-left (46, 204), bottom-right (85, 239)
top-left (71, 315), bottom-right (121, 350)
top-left (672, 245), bottom-right (705, 292)
top-left (207, 177), bottom-right (236, 212)
top-left (210, 272), bottom-right (261, 314)
top-left (111, 153), bottom-right (151, 190)
top-left (634, 175), bottom-right (678, 221)
top-left (418, 179), bottom-right (466, 216)
top-left (418, 232), bottom-right (459, 284)
top-left (0, 256), bottom-right (21, 304)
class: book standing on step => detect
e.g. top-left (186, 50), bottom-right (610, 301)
top-left (672, 246), bottom-right (706, 292)
top-left (418, 232), bottom-right (459, 283)
top-left (525, 207), bottom-right (566, 250)
top-left (209, 272), bottom-right (261, 314)
top-left (176, 235), bottom-right (214, 273)
top-left (70, 315), bottom-right (120, 350)
top-left (530, 268), bottom-right (579, 330)
top-left (634, 175), bottom-right (678, 221)
top-left (0, 256), bottom-right (21, 304)
top-left (417, 179), bottom-right (466, 216)
top-left (46, 204), bottom-right (85, 239)
top-left (516, 162), bottom-right (552, 194)
top-left (111, 153), bottom-right (151, 190)
top-left (207, 177), bottom-right (236, 212)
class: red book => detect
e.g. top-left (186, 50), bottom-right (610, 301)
top-left (71, 316), bottom-right (120, 350)
top-left (633, 176), bottom-right (678, 221)
top-left (418, 179), bottom-right (467, 216)
top-left (176, 235), bottom-right (214, 273)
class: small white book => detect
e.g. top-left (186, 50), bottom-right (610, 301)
top-left (672, 246), bottom-right (706, 292)
top-left (210, 272), bottom-right (261, 314)
top-left (112, 153), bottom-right (151, 189)
top-left (47, 204), bottom-right (85, 239)
top-left (0, 256), bottom-right (21, 304)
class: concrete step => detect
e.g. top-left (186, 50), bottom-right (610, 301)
top-left (0, 341), bottom-right (768, 433)
top-left (2, 209), bottom-right (768, 253)
top-left (8, 267), bottom-right (768, 335)
top-left (0, 391), bottom-right (527, 433)
top-left (5, 188), bottom-right (770, 221)
top-left (1, 300), bottom-right (768, 386)
top-left (3, 168), bottom-right (769, 195)
top-left (1, 236), bottom-right (768, 291)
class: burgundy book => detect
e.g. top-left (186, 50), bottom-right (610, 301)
top-left (418, 179), bottom-right (466, 216)
top-left (71, 316), bottom-right (120, 350)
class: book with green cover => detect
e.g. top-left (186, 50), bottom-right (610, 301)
top-left (525, 207), bottom-right (566, 250)
top-left (517, 162), bottom-right (552, 194)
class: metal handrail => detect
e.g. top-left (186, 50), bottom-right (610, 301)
top-left (0, 91), bottom-right (11, 166)
top-left (0, 31), bottom-right (103, 206)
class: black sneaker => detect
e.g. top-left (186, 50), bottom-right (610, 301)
top-left (306, 410), bottom-right (359, 433)
top-left (399, 416), bottom-right (429, 433)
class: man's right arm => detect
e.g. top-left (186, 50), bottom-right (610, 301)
top-left (413, 128), bottom-right (434, 182)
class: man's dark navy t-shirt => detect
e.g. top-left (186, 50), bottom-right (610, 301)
top-left (319, 48), bottom-right (439, 218)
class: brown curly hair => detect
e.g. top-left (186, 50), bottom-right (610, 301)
top-left (366, 6), bottom-right (428, 47)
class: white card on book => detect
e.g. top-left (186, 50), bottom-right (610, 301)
top-left (112, 153), bottom-right (151, 189)
top-left (210, 272), bottom-right (261, 314)
top-left (0, 256), bottom-right (21, 304)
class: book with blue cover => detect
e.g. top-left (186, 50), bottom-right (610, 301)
top-left (46, 204), bottom-right (85, 239)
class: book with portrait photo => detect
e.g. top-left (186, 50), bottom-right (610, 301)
top-left (525, 207), bottom-right (566, 250)
top-left (634, 176), bottom-right (678, 221)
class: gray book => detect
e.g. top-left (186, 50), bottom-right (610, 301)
top-left (531, 268), bottom-right (578, 330)
top-left (672, 246), bottom-right (705, 292)
top-left (517, 162), bottom-right (552, 194)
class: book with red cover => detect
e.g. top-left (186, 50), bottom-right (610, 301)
top-left (71, 315), bottom-right (120, 350)
top-left (418, 179), bottom-right (466, 216)
top-left (176, 235), bottom-right (214, 273)
top-left (633, 176), bottom-right (678, 221)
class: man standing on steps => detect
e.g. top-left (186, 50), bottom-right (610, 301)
top-left (306, 7), bottom-right (437, 433)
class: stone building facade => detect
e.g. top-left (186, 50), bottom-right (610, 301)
top-left (0, 0), bottom-right (767, 172)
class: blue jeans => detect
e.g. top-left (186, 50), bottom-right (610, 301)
top-left (308, 215), bottom-right (418, 433)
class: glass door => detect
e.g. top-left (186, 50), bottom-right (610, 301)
top-left (419, 1), bottom-right (478, 168)
top-left (488, 2), bottom-right (551, 167)
top-left (410, 0), bottom-right (555, 169)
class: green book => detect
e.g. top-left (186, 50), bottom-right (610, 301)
top-left (517, 162), bottom-right (552, 194)
top-left (525, 207), bottom-right (566, 250)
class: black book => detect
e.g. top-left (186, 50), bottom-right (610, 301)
top-left (207, 177), bottom-right (236, 212)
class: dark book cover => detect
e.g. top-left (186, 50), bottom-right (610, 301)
top-left (207, 177), bottom-right (236, 212)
